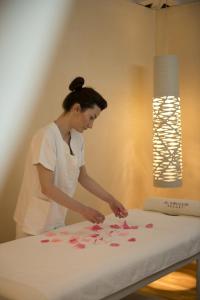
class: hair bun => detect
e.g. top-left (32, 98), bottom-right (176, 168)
top-left (69, 77), bottom-right (84, 92)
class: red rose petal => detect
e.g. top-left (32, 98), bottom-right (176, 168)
top-left (89, 224), bottom-right (103, 231)
top-left (75, 243), bottom-right (86, 249)
top-left (130, 225), bottom-right (138, 229)
top-left (110, 243), bottom-right (120, 247)
top-left (69, 237), bottom-right (78, 244)
top-left (110, 224), bottom-right (121, 229)
top-left (128, 238), bottom-right (136, 242)
top-left (40, 239), bottom-right (50, 243)
top-left (89, 233), bottom-right (99, 238)
top-left (122, 220), bottom-right (131, 229)
top-left (145, 223), bottom-right (153, 228)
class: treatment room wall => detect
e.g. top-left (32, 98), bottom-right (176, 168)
top-left (0, 0), bottom-right (155, 242)
top-left (151, 3), bottom-right (200, 200)
top-left (63, 0), bottom-right (155, 224)
top-left (0, 0), bottom-right (74, 243)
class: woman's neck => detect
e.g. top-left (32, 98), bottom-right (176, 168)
top-left (55, 113), bottom-right (71, 142)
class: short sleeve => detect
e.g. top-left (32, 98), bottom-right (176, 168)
top-left (31, 129), bottom-right (56, 171)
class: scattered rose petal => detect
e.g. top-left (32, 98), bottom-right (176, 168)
top-left (40, 239), bottom-right (50, 243)
top-left (128, 238), bottom-right (136, 242)
top-left (122, 220), bottom-right (139, 230)
top-left (110, 243), bottom-right (120, 247)
top-left (110, 224), bottom-right (121, 229)
top-left (118, 231), bottom-right (129, 236)
top-left (51, 238), bottom-right (62, 243)
top-left (122, 220), bottom-right (131, 229)
top-left (130, 225), bottom-right (138, 229)
top-left (89, 233), bottom-right (99, 238)
top-left (45, 231), bottom-right (57, 237)
top-left (75, 243), bottom-right (86, 249)
top-left (145, 223), bottom-right (153, 228)
top-left (69, 237), bottom-right (78, 244)
top-left (88, 224), bottom-right (103, 231)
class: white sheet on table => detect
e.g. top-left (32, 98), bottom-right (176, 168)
top-left (0, 209), bottom-right (200, 300)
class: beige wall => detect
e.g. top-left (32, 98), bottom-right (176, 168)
top-left (63, 0), bottom-right (156, 224)
top-left (1, 0), bottom-right (199, 243)
top-left (0, 0), bottom-right (155, 242)
top-left (152, 3), bottom-right (200, 199)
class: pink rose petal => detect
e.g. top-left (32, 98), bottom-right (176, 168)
top-left (75, 243), bottom-right (86, 249)
top-left (69, 237), bottom-right (79, 244)
top-left (88, 224), bottom-right (103, 231)
top-left (40, 239), bottom-right (50, 243)
top-left (118, 231), bottom-right (129, 236)
top-left (122, 220), bottom-right (131, 229)
top-left (145, 223), bottom-right (153, 228)
top-left (45, 231), bottom-right (57, 237)
top-left (51, 238), bottom-right (62, 243)
top-left (128, 238), bottom-right (136, 242)
top-left (130, 225), bottom-right (138, 229)
top-left (122, 220), bottom-right (138, 230)
top-left (89, 233), bottom-right (100, 238)
top-left (110, 243), bottom-right (120, 247)
top-left (110, 224), bottom-right (121, 229)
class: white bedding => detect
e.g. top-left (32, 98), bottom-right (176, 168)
top-left (0, 209), bottom-right (200, 300)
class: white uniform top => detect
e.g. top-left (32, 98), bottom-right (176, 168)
top-left (14, 122), bottom-right (85, 235)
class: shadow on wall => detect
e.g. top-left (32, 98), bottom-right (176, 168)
top-left (0, 3), bottom-right (79, 243)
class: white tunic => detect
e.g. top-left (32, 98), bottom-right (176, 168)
top-left (14, 122), bottom-right (85, 235)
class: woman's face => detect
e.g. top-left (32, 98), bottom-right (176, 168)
top-left (74, 104), bottom-right (101, 132)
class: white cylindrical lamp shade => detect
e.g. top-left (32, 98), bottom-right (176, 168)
top-left (153, 55), bottom-right (183, 187)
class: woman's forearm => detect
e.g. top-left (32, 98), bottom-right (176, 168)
top-left (42, 184), bottom-right (86, 214)
top-left (37, 163), bottom-right (105, 223)
top-left (79, 174), bottom-right (114, 204)
top-left (78, 166), bottom-right (128, 218)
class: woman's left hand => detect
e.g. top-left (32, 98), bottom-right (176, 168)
top-left (109, 198), bottom-right (128, 218)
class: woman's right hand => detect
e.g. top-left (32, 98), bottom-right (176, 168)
top-left (81, 206), bottom-right (105, 224)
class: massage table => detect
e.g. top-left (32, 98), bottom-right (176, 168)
top-left (0, 209), bottom-right (199, 300)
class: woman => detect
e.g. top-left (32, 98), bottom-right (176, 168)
top-left (14, 77), bottom-right (128, 238)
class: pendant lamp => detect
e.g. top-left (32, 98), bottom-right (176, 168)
top-left (153, 55), bottom-right (183, 187)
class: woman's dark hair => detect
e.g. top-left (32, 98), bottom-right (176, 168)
top-left (63, 77), bottom-right (107, 112)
